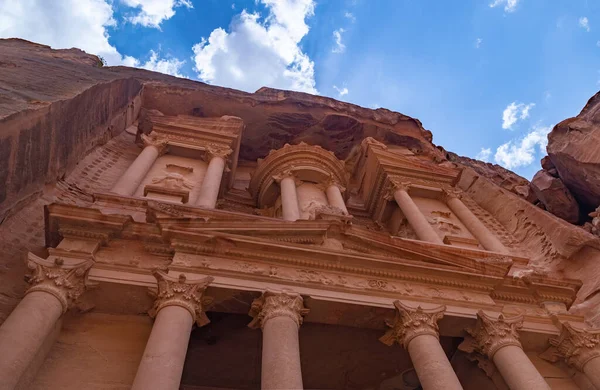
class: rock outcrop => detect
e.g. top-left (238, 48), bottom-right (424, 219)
top-left (530, 170), bottom-right (580, 223)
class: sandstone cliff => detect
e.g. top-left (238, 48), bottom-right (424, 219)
top-left (2, 39), bottom-right (600, 327)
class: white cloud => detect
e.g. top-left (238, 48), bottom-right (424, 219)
top-left (475, 147), bottom-right (492, 162)
top-left (139, 50), bottom-right (186, 77)
top-left (333, 85), bottom-right (348, 96)
top-left (502, 101), bottom-right (535, 130)
top-left (122, 0), bottom-right (192, 29)
top-left (579, 16), bottom-right (590, 32)
top-left (0, 0), bottom-right (136, 66)
top-left (332, 28), bottom-right (346, 53)
top-left (475, 38), bottom-right (483, 49)
top-left (494, 125), bottom-right (552, 169)
top-left (232, 3), bottom-right (236, 9)
top-left (489, 0), bottom-right (519, 13)
top-left (192, 0), bottom-right (317, 94)
top-left (597, 40), bottom-right (600, 47)
top-left (344, 12), bottom-right (356, 23)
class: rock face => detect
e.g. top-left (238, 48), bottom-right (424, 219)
top-left (530, 170), bottom-right (580, 223)
top-left (529, 91), bottom-right (600, 224)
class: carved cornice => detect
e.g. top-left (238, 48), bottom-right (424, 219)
top-left (248, 290), bottom-right (309, 329)
top-left (549, 322), bottom-right (600, 371)
top-left (25, 252), bottom-right (93, 313)
top-left (141, 132), bottom-right (169, 155)
top-left (149, 271), bottom-right (214, 326)
top-left (380, 301), bottom-right (445, 348)
top-left (466, 310), bottom-right (524, 359)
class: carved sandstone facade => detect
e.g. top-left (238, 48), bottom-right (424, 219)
top-left (1, 40), bottom-right (600, 390)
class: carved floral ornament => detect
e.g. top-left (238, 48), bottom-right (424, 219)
top-left (248, 289), bottom-right (309, 329)
top-left (380, 300), bottom-right (445, 348)
top-left (149, 271), bottom-right (214, 326)
top-left (549, 322), bottom-right (600, 371)
top-left (25, 253), bottom-right (94, 313)
top-left (465, 310), bottom-right (524, 359)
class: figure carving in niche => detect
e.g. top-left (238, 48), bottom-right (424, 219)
top-left (427, 211), bottom-right (462, 235)
top-left (151, 172), bottom-right (194, 190)
top-left (396, 219), bottom-right (418, 240)
top-left (303, 201), bottom-right (346, 220)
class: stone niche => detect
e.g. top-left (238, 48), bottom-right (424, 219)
top-left (133, 147), bottom-right (207, 204)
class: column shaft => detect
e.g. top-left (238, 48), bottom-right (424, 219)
top-left (261, 316), bottom-right (304, 390)
top-left (131, 305), bottom-right (194, 390)
top-left (112, 145), bottom-right (160, 196)
top-left (446, 196), bottom-right (507, 253)
top-left (0, 292), bottom-right (63, 390)
top-left (393, 189), bottom-right (443, 244)
top-left (196, 156), bottom-right (226, 208)
top-left (407, 334), bottom-right (463, 390)
top-left (583, 357), bottom-right (600, 389)
top-left (326, 184), bottom-right (348, 214)
top-left (492, 345), bottom-right (550, 390)
top-left (280, 176), bottom-right (300, 221)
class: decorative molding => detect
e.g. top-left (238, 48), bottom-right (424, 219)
top-left (549, 322), bottom-right (600, 371)
top-left (380, 300), bottom-right (445, 348)
top-left (248, 289), bottom-right (309, 329)
top-left (25, 252), bottom-right (94, 313)
top-left (466, 310), bottom-right (524, 359)
top-left (149, 271), bottom-right (214, 326)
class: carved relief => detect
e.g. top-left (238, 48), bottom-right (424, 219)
top-left (427, 214), bottom-right (462, 235)
top-left (25, 253), bottom-right (94, 313)
top-left (151, 172), bottom-right (194, 190)
top-left (549, 322), bottom-right (600, 371)
top-left (464, 311), bottom-right (524, 358)
top-left (380, 301), bottom-right (445, 348)
top-left (248, 290), bottom-right (309, 329)
top-left (149, 271), bottom-right (214, 326)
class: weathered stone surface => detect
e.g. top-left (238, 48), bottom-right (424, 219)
top-left (546, 92), bottom-right (600, 214)
top-left (531, 170), bottom-right (580, 223)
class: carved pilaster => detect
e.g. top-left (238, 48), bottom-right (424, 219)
top-left (466, 311), bottom-right (524, 358)
top-left (149, 271), bottom-right (214, 326)
top-left (380, 301), bottom-right (445, 348)
top-left (549, 322), bottom-right (600, 371)
top-left (141, 133), bottom-right (168, 155)
top-left (248, 290), bottom-right (309, 329)
top-left (204, 144), bottom-right (233, 162)
top-left (25, 253), bottom-right (93, 313)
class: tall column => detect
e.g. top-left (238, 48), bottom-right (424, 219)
top-left (444, 191), bottom-right (508, 253)
top-left (274, 171), bottom-right (301, 221)
top-left (249, 290), bottom-right (309, 390)
top-left (325, 180), bottom-right (348, 215)
top-left (380, 301), bottom-right (463, 390)
top-left (550, 322), bottom-right (600, 389)
top-left (467, 311), bottom-right (550, 390)
top-left (111, 133), bottom-right (168, 196)
top-left (132, 272), bottom-right (213, 390)
top-left (390, 182), bottom-right (443, 244)
top-left (195, 145), bottom-right (232, 208)
top-left (0, 254), bottom-right (92, 390)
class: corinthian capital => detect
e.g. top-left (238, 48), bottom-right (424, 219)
top-left (141, 133), bottom-right (168, 155)
top-left (25, 253), bottom-right (93, 313)
top-left (149, 271), bottom-right (214, 326)
top-left (380, 301), bottom-right (445, 348)
top-left (550, 322), bottom-right (600, 371)
top-left (248, 290), bottom-right (309, 329)
top-left (442, 188), bottom-right (463, 202)
top-left (272, 169), bottom-right (302, 186)
top-left (384, 180), bottom-right (411, 201)
top-left (467, 311), bottom-right (523, 359)
top-left (204, 144), bottom-right (233, 162)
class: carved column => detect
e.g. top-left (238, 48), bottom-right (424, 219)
top-left (195, 145), bottom-right (232, 208)
top-left (325, 180), bottom-right (348, 215)
top-left (112, 133), bottom-right (168, 196)
top-left (444, 191), bottom-right (507, 253)
top-left (249, 290), bottom-right (309, 390)
top-left (467, 311), bottom-right (550, 390)
top-left (274, 171), bottom-right (301, 221)
top-left (132, 272), bottom-right (213, 390)
top-left (380, 301), bottom-right (463, 390)
top-left (390, 182), bottom-right (443, 244)
top-left (550, 322), bottom-right (600, 389)
top-left (0, 254), bottom-right (92, 389)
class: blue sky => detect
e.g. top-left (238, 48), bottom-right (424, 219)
top-left (1, 0), bottom-right (599, 178)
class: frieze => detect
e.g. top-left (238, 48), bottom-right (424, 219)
top-left (25, 252), bottom-right (94, 313)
